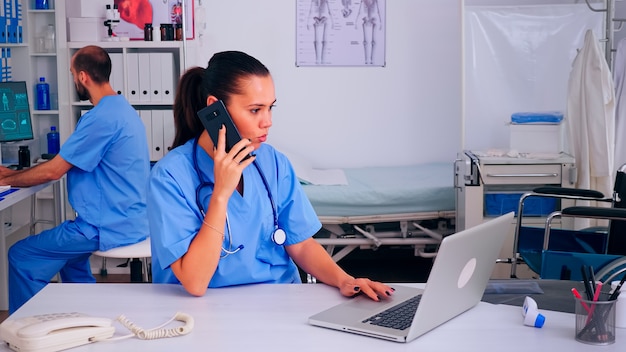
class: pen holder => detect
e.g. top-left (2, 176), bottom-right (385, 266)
top-left (575, 293), bottom-right (616, 345)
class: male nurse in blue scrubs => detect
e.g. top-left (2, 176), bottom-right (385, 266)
top-left (0, 45), bottom-right (150, 313)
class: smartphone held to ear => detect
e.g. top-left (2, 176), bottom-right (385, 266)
top-left (197, 100), bottom-right (252, 160)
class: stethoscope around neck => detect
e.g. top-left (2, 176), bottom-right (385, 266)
top-left (192, 138), bottom-right (286, 255)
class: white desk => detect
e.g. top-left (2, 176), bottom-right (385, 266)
top-left (2, 282), bottom-right (624, 351)
top-left (0, 180), bottom-right (66, 310)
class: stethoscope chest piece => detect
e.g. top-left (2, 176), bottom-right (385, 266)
top-left (272, 228), bottom-right (286, 246)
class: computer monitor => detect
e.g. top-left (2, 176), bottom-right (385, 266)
top-left (0, 81), bottom-right (34, 143)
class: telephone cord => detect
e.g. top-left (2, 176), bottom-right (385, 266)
top-left (95, 312), bottom-right (194, 342)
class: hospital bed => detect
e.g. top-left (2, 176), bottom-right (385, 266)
top-left (300, 163), bottom-right (456, 262)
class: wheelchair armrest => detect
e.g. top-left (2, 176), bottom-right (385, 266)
top-left (561, 206), bottom-right (626, 220)
top-left (533, 186), bottom-right (605, 199)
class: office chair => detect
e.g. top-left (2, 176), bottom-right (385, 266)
top-left (92, 237), bottom-right (151, 283)
top-left (511, 164), bottom-right (626, 280)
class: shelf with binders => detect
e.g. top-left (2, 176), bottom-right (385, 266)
top-left (68, 42), bottom-right (181, 105)
top-left (66, 41), bottom-right (183, 162)
top-left (67, 42), bottom-right (182, 107)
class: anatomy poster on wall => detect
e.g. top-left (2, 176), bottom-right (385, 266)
top-left (113, 0), bottom-right (194, 40)
top-left (296, 0), bottom-right (386, 67)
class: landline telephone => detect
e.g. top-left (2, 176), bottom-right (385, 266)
top-left (0, 311), bottom-right (194, 352)
top-left (0, 312), bottom-right (114, 352)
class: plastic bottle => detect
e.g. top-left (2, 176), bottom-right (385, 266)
top-left (36, 77), bottom-right (50, 110)
top-left (18, 146), bottom-right (30, 169)
top-left (47, 126), bottom-right (60, 155)
top-left (44, 24), bottom-right (55, 53)
top-left (35, 0), bottom-right (48, 10)
top-left (522, 296), bottom-right (545, 328)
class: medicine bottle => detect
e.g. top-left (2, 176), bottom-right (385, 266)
top-left (164, 24), bottom-right (174, 40)
top-left (47, 126), bottom-right (60, 155)
top-left (36, 77), bottom-right (50, 110)
top-left (18, 146), bottom-right (30, 169)
top-left (144, 23), bottom-right (153, 41)
top-left (175, 24), bottom-right (183, 41)
top-left (160, 24), bottom-right (167, 41)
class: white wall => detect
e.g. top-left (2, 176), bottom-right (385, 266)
top-left (190, 0), bottom-right (462, 168)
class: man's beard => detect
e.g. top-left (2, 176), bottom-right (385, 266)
top-left (75, 82), bottom-right (90, 101)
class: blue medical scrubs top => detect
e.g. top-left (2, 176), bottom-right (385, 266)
top-left (59, 95), bottom-right (150, 250)
top-left (148, 139), bottom-right (322, 286)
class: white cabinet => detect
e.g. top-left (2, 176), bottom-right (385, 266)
top-left (64, 41), bottom-right (183, 162)
top-left (455, 151), bottom-right (577, 279)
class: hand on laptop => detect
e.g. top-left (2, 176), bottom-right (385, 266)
top-left (342, 278), bottom-right (395, 301)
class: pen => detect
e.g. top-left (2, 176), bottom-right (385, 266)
top-left (592, 282), bottom-right (602, 302)
top-left (586, 282), bottom-right (603, 324)
top-left (589, 266), bottom-right (597, 292)
top-left (571, 288), bottom-right (591, 313)
top-left (581, 265), bottom-right (593, 300)
top-left (609, 272), bottom-right (626, 301)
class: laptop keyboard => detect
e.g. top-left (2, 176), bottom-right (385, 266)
top-left (362, 294), bottom-right (422, 331)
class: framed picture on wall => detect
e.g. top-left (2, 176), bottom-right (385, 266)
top-left (113, 0), bottom-right (194, 40)
top-left (296, 0), bottom-right (386, 67)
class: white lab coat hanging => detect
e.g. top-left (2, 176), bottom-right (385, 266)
top-left (566, 29), bottom-right (615, 229)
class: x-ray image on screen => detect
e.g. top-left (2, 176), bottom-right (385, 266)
top-left (0, 81), bottom-right (34, 143)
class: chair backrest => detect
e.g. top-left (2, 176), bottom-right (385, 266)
top-left (608, 165), bottom-right (626, 254)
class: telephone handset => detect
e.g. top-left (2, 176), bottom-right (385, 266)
top-left (1, 311), bottom-right (194, 352)
top-left (0, 312), bottom-right (115, 352)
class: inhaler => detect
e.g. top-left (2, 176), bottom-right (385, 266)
top-left (522, 296), bottom-right (545, 328)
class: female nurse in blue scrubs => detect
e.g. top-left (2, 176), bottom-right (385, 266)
top-left (148, 51), bottom-right (393, 301)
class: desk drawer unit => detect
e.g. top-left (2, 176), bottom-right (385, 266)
top-left (481, 164), bottom-right (563, 185)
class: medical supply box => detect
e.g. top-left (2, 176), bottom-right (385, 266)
top-left (68, 18), bottom-right (104, 42)
top-left (509, 111), bottom-right (563, 153)
top-left (484, 193), bottom-right (557, 217)
top-left (65, 0), bottom-right (109, 18)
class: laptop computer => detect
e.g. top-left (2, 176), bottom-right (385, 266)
top-left (309, 212), bottom-right (514, 343)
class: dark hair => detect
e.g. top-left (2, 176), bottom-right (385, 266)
top-left (72, 45), bottom-right (111, 84)
top-left (171, 51), bottom-right (270, 148)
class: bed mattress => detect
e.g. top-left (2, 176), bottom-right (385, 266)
top-left (302, 163), bottom-right (455, 217)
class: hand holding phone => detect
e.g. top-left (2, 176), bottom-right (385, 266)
top-left (197, 100), bottom-right (252, 160)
